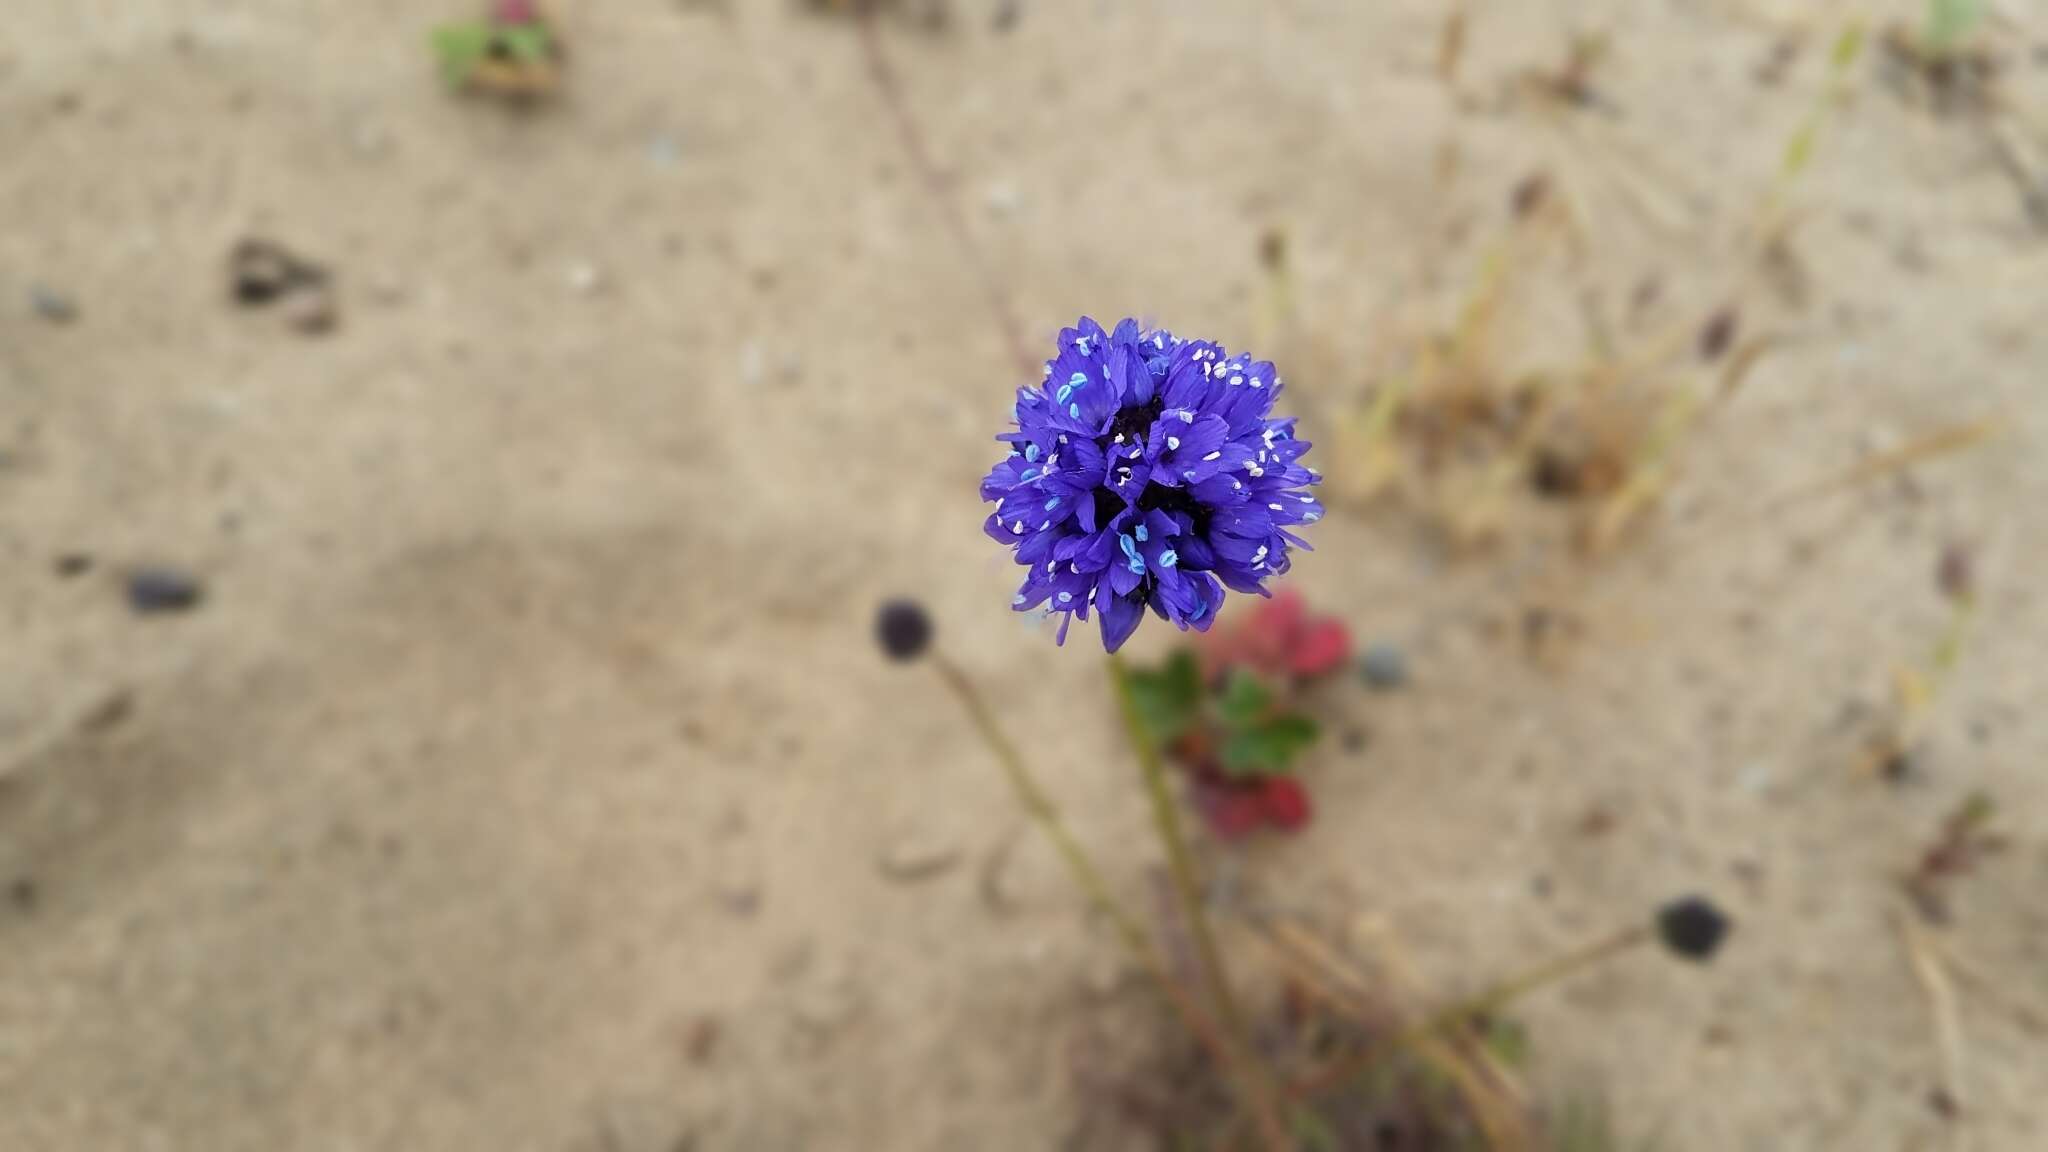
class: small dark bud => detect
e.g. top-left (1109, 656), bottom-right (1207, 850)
top-left (875, 599), bottom-right (933, 662)
top-left (1657, 895), bottom-right (1731, 962)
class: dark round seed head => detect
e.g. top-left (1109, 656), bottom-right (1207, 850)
top-left (1657, 895), bottom-right (1732, 962)
top-left (875, 599), bottom-right (933, 662)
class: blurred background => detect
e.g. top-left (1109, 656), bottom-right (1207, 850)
top-left (1, 1), bottom-right (2044, 1149)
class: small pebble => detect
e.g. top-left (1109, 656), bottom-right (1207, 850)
top-left (54, 553), bottom-right (93, 578)
top-left (1358, 642), bottom-right (1408, 690)
top-left (126, 568), bottom-right (205, 614)
top-left (1882, 746), bottom-right (1925, 786)
top-left (717, 883), bottom-right (762, 918)
top-left (230, 239), bottom-right (300, 305)
top-left (566, 262), bottom-right (603, 296)
top-left (984, 180), bottom-right (1021, 216)
top-left (878, 832), bottom-right (960, 883)
top-left (30, 285), bottom-right (77, 324)
top-left (282, 283), bottom-right (337, 334)
top-left (684, 1015), bottom-right (721, 1065)
top-left (1697, 306), bottom-right (1739, 361)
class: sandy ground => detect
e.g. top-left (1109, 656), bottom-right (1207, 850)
top-left (3, 1), bottom-right (2046, 1149)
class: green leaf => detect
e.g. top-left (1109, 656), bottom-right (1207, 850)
top-left (1219, 727), bottom-right (1278, 776)
top-left (1925, 0), bottom-right (1984, 54)
top-left (432, 23), bottom-right (494, 87)
top-left (1218, 711), bottom-right (1320, 777)
top-left (1829, 22), bottom-right (1867, 73)
top-left (1480, 1014), bottom-right (1531, 1068)
top-left (1127, 651), bottom-right (1201, 746)
top-left (1266, 713), bottom-right (1319, 758)
top-left (496, 24), bottom-right (555, 63)
top-left (1216, 668), bottom-right (1273, 729)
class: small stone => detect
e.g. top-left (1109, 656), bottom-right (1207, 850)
top-left (683, 1015), bottom-right (721, 1065)
top-left (1358, 642), bottom-right (1408, 690)
top-left (1697, 306), bottom-right (1739, 361)
top-left (879, 831), bottom-right (960, 883)
top-left (791, 982), bottom-right (860, 1032)
top-left (126, 568), bottom-right (205, 614)
top-left (717, 883), bottom-right (761, 918)
top-left (566, 262), bottom-right (603, 296)
top-left (281, 281), bottom-right (337, 334)
top-left (230, 239), bottom-right (301, 306)
top-left (9, 877), bottom-right (36, 912)
top-left (53, 553), bottom-right (93, 578)
top-left (29, 285), bottom-right (77, 324)
top-left (80, 690), bottom-right (134, 734)
top-left (984, 180), bottom-right (1021, 216)
top-left (1882, 746), bottom-right (1925, 785)
top-left (367, 272), bottom-right (407, 306)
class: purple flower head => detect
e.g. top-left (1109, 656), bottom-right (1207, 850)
top-left (981, 317), bottom-right (1321, 653)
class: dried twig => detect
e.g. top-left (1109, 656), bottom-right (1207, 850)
top-left (857, 13), bottom-right (1034, 375)
top-left (1894, 902), bottom-right (1968, 1117)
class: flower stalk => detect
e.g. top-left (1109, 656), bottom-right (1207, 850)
top-left (931, 650), bottom-right (1291, 1150)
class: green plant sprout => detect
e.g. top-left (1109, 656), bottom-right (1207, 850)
top-left (1924, 0), bottom-right (1987, 56)
top-left (432, 21), bottom-right (555, 90)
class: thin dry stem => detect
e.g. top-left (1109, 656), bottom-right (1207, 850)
top-left (932, 652), bottom-right (1290, 1152)
top-left (1107, 652), bottom-right (1293, 1151)
top-left (858, 14), bottom-right (1034, 375)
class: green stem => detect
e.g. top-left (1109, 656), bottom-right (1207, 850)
top-left (1107, 651), bottom-right (1249, 1037)
top-left (1108, 652), bottom-right (1294, 1151)
top-left (932, 653), bottom-right (1159, 966)
top-left (933, 651), bottom-right (1291, 1152)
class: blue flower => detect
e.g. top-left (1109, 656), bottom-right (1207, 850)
top-left (982, 317), bottom-right (1321, 652)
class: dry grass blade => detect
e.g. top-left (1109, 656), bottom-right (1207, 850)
top-left (1256, 920), bottom-right (1534, 1150)
top-left (1894, 903), bottom-right (1969, 1116)
top-left (1764, 418), bottom-right (2001, 512)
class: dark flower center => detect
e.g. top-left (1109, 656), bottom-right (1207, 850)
top-left (1090, 398), bottom-right (1213, 544)
top-left (1106, 396), bottom-right (1164, 444)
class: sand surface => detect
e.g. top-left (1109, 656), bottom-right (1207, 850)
top-left (2, 2), bottom-right (2045, 1149)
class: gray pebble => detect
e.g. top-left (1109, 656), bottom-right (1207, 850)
top-left (1359, 642), bottom-right (1408, 690)
top-left (30, 285), bottom-right (76, 324)
top-left (126, 568), bottom-right (204, 614)
top-left (878, 832), bottom-right (960, 883)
